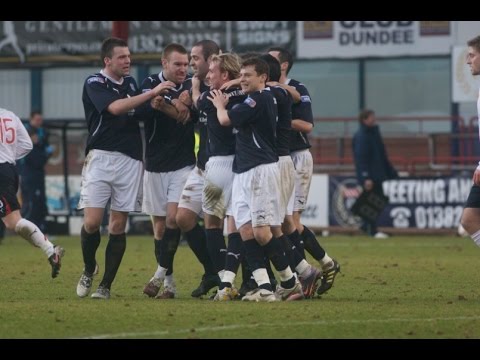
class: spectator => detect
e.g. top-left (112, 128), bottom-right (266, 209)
top-left (17, 111), bottom-right (53, 234)
top-left (352, 109), bottom-right (398, 238)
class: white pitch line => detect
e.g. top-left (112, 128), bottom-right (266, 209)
top-left (327, 242), bottom-right (470, 247)
top-left (79, 315), bottom-right (480, 339)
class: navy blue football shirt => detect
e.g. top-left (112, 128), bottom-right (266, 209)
top-left (140, 72), bottom-right (196, 173)
top-left (227, 89), bottom-right (278, 174)
top-left (270, 86), bottom-right (293, 156)
top-left (197, 87), bottom-right (247, 158)
top-left (287, 79), bottom-right (314, 152)
top-left (82, 72), bottom-right (143, 161)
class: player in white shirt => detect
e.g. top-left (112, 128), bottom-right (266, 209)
top-left (460, 35), bottom-right (480, 247)
top-left (0, 107), bottom-right (64, 278)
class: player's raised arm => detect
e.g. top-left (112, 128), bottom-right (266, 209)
top-left (208, 89), bottom-right (230, 126)
top-left (107, 81), bottom-right (175, 115)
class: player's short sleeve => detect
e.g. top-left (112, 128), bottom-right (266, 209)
top-left (140, 76), bottom-right (155, 91)
top-left (84, 76), bottom-right (119, 114)
top-left (292, 83), bottom-right (313, 124)
top-left (228, 96), bottom-right (260, 127)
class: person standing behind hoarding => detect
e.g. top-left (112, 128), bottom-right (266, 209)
top-left (352, 109), bottom-right (398, 239)
top-left (17, 111), bottom-right (53, 234)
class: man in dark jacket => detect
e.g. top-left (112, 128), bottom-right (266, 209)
top-left (17, 111), bottom-right (53, 233)
top-left (352, 109), bottom-right (398, 238)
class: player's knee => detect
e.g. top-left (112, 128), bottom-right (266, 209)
top-left (461, 224), bottom-right (475, 236)
top-left (174, 214), bottom-right (186, 230)
top-left (174, 212), bottom-right (192, 232)
top-left (3, 211), bottom-right (22, 231)
top-left (460, 215), bottom-right (477, 235)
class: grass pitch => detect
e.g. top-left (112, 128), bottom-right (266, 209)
top-left (0, 234), bottom-right (478, 339)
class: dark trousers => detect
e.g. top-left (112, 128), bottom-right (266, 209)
top-left (21, 175), bottom-right (48, 233)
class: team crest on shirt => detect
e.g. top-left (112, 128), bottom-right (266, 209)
top-left (300, 95), bottom-right (311, 103)
top-left (244, 97), bottom-right (256, 108)
top-left (87, 76), bottom-right (105, 84)
top-left (127, 94), bottom-right (135, 116)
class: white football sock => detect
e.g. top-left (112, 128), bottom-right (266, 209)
top-left (319, 254), bottom-right (333, 268)
top-left (222, 270), bottom-right (236, 286)
top-left (296, 259), bottom-right (311, 277)
top-left (154, 265), bottom-right (167, 279)
top-left (15, 219), bottom-right (54, 257)
top-left (164, 274), bottom-right (175, 289)
top-left (471, 229), bottom-right (480, 247)
top-left (252, 268), bottom-right (270, 287)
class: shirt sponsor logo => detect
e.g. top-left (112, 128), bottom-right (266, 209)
top-left (227, 89), bottom-right (245, 98)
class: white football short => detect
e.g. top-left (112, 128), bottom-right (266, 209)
top-left (78, 149), bottom-right (143, 212)
top-left (277, 155), bottom-right (296, 219)
top-left (291, 149), bottom-right (313, 211)
top-left (202, 155), bottom-right (235, 219)
top-left (142, 165), bottom-right (194, 216)
top-left (232, 162), bottom-right (282, 229)
top-left (178, 166), bottom-right (205, 217)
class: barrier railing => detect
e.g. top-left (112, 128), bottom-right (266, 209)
top-left (312, 115), bottom-right (466, 135)
top-left (311, 115), bottom-right (477, 175)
